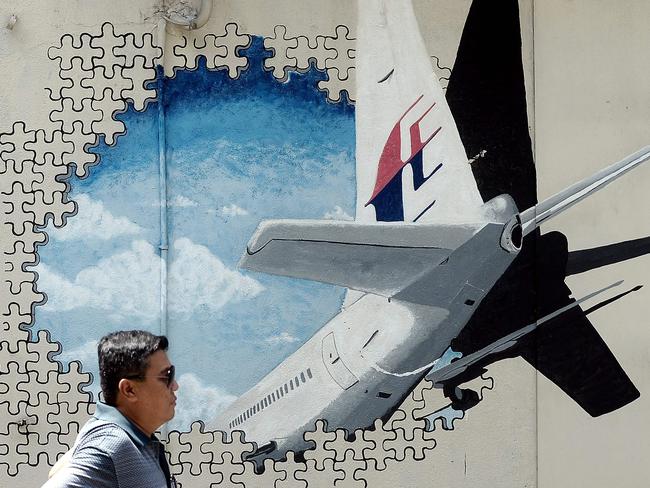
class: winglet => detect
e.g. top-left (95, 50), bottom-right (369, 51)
top-left (520, 146), bottom-right (650, 236)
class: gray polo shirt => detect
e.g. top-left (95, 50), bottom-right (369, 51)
top-left (44, 402), bottom-right (174, 488)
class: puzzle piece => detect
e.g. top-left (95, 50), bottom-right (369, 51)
top-left (0, 361), bottom-right (30, 415)
top-left (333, 449), bottom-right (367, 488)
top-left (24, 129), bottom-right (74, 167)
top-left (274, 451), bottom-right (308, 488)
top-left (214, 23), bottom-right (251, 79)
top-left (318, 25), bottom-right (356, 102)
top-left (209, 451), bottom-right (244, 488)
top-left (294, 458), bottom-right (345, 487)
top-left (32, 153), bottom-right (73, 198)
top-left (303, 419), bottom-right (337, 469)
top-left (90, 23), bottom-right (127, 79)
top-left (176, 421), bottom-right (213, 476)
top-left (0, 303), bottom-right (32, 348)
top-left (264, 25), bottom-right (298, 81)
top-left (116, 31), bottom-right (162, 69)
top-left (22, 391), bottom-right (62, 445)
top-left (324, 25), bottom-right (356, 80)
top-left (324, 428), bottom-right (374, 463)
top-left (122, 56), bottom-right (158, 112)
top-left (80, 65), bottom-right (134, 102)
top-left (0, 122), bottom-right (37, 172)
top-left (288, 35), bottom-right (335, 72)
top-left (57, 58), bottom-right (95, 111)
top-left (357, 419), bottom-right (397, 472)
top-left (56, 360), bottom-right (94, 415)
top-left (165, 429), bottom-right (191, 477)
top-left (318, 68), bottom-right (356, 104)
top-left (0, 423), bottom-right (29, 475)
top-left (91, 89), bottom-right (127, 145)
top-left (50, 98), bottom-right (103, 135)
top-left (47, 33), bottom-right (102, 72)
top-left (232, 458), bottom-right (283, 488)
top-left (173, 35), bottom-right (228, 71)
top-left (61, 121), bottom-right (99, 177)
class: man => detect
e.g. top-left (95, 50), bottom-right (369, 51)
top-left (44, 330), bottom-right (179, 488)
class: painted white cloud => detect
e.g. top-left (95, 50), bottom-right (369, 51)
top-left (265, 331), bottom-right (299, 346)
top-left (168, 238), bottom-right (263, 312)
top-left (38, 240), bottom-right (161, 321)
top-left (168, 195), bottom-right (198, 207)
top-left (168, 373), bottom-right (237, 431)
top-left (220, 203), bottom-right (249, 217)
top-left (49, 194), bottom-right (142, 241)
top-left (38, 238), bottom-right (263, 320)
top-left (323, 205), bottom-right (353, 221)
top-left (58, 339), bottom-right (98, 368)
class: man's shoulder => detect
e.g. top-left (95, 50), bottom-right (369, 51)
top-left (76, 418), bottom-right (139, 455)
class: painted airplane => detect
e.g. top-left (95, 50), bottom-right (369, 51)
top-left (211, 0), bottom-right (650, 461)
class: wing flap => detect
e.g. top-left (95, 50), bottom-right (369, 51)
top-left (241, 220), bottom-right (482, 295)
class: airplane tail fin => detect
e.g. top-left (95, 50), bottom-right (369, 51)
top-left (519, 146), bottom-right (650, 236)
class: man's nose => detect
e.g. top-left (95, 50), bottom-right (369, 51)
top-left (171, 379), bottom-right (179, 391)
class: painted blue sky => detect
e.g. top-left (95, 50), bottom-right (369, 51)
top-left (36, 38), bottom-right (356, 429)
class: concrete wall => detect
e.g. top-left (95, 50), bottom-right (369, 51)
top-left (0, 1), bottom-right (647, 486)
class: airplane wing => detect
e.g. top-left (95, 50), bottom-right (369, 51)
top-left (426, 282), bottom-right (639, 417)
top-left (356, 0), bottom-right (485, 224)
top-left (240, 219), bottom-right (483, 295)
top-left (519, 147), bottom-right (650, 236)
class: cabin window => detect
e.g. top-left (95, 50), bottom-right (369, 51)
top-left (290, 379), bottom-right (294, 390)
top-left (284, 384), bottom-right (289, 393)
top-left (295, 375), bottom-right (300, 386)
top-left (271, 392), bottom-right (276, 402)
top-left (300, 372), bottom-right (306, 383)
top-left (307, 368), bottom-right (313, 379)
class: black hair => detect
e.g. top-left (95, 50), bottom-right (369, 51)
top-left (98, 330), bottom-right (169, 406)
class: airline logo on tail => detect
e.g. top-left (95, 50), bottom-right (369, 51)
top-left (367, 94), bottom-right (442, 206)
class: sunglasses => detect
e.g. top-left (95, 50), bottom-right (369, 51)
top-left (125, 365), bottom-right (176, 388)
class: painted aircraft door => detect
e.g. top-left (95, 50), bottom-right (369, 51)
top-left (322, 332), bottom-right (359, 390)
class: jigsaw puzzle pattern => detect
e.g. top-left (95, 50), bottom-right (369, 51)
top-left (262, 25), bottom-right (452, 102)
top-left (164, 23), bottom-right (252, 79)
top-left (156, 373), bottom-right (495, 487)
top-left (0, 20), bottom-right (253, 482)
top-left (1, 16), bottom-right (493, 487)
top-left (264, 24), bottom-right (356, 103)
top-left (46, 22), bottom-right (163, 153)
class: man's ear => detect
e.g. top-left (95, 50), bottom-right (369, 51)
top-left (117, 378), bottom-right (139, 403)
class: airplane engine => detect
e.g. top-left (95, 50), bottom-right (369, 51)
top-left (481, 193), bottom-right (519, 223)
top-left (500, 215), bottom-right (523, 253)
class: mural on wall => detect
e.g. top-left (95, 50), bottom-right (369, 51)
top-left (1, 0), bottom-right (649, 486)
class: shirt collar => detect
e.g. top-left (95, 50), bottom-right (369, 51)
top-left (94, 402), bottom-right (153, 448)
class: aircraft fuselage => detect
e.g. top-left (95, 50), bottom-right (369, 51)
top-left (213, 221), bottom-right (520, 459)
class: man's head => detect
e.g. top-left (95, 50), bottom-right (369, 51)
top-left (98, 330), bottom-right (178, 434)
